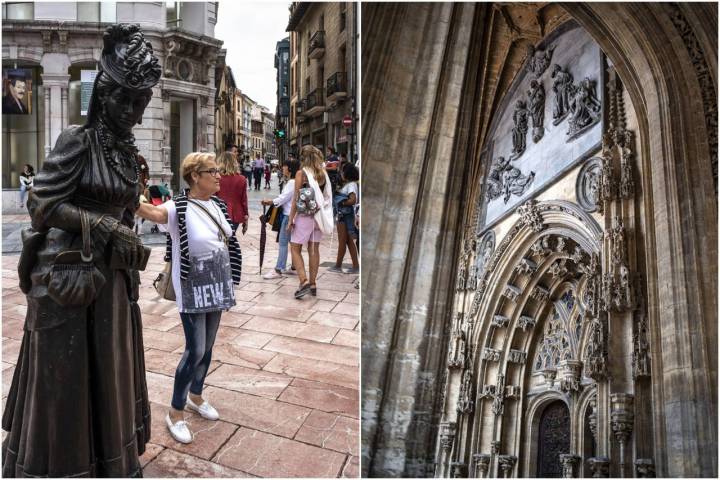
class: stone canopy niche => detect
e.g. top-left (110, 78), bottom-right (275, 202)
top-left (481, 23), bottom-right (603, 227)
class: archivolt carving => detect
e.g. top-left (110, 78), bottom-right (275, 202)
top-left (667, 4), bottom-right (718, 195)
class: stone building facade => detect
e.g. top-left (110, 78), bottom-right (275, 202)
top-left (362, 3), bottom-right (717, 478)
top-left (275, 36), bottom-right (290, 162)
top-left (1, 1), bottom-right (222, 211)
top-left (214, 48), bottom-right (237, 153)
top-left (287, 1), bottom-right (356, 159)
top-left (262, 111), bottom-right (276, 159)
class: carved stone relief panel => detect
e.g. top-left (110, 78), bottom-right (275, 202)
top-left (476, 230), bottom-right (496, 278)
top-left (481, 24), bottom-right (603, 228)
top-left (576, 157), bottom-right (603, 212)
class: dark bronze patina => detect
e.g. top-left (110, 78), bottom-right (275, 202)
top-left (2, 24), bottom-right (160, 477)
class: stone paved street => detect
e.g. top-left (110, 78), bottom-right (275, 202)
top-left (1, 185), bottom-right (360, 477)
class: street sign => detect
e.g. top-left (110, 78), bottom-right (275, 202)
top-left (342, 115), bottom-right (352, 127)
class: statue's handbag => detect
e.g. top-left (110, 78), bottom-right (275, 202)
top-left (44, 209), bottom-right (106, 307)
top-left (153, 260), bottom-right (175, 301)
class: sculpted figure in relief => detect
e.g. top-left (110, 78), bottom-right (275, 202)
top-left (527, 44), bottom-right (556, 77)
top-left (511, 100), bottom-right (529, 158)
top-left (527, 79), bottom-right (546, 143)
top-left (486, 156), bottom-right (535, 204)
top-left (567, 77), bottom-right (602, 137)
top-left (551, 64), bottom-right (574, 124)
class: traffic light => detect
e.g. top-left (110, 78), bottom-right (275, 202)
top-left (274, 128), bottom-right (286, 139)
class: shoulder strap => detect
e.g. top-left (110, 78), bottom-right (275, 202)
top-left (187, 199), bottom-right (228, 243)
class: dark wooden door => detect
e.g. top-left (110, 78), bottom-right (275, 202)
top-left (537, 400), bottom-right (570, 477)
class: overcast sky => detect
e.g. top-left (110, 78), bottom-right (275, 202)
top-left (214, 1), bottom-right (290, 112)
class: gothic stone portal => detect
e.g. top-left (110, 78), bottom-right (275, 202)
top-left (537, 401), bottom-right (571, 477)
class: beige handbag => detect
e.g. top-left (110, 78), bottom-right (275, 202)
top-left (153, 261), bottom-right (175, 301)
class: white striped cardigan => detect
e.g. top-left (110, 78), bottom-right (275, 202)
top-left (164, 192), bottom-right (242, 285)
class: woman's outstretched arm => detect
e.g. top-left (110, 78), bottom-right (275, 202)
top-left (136, 203), bottom-right (168, 224)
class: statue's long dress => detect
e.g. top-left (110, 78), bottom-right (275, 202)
top-left (1, 125), bottom-right (150, 477)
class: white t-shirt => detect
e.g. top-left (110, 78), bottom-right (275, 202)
top-left (340, 182), bottom-right (359, 204)
top-left (160, 199), bottom-right (236, 313)
top-left (272, 179), bottom-right (295, 216)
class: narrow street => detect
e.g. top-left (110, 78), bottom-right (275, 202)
top-left (2, 184), bottom-right (359, 478)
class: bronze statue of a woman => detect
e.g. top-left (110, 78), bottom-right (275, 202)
top-left (2, 24), bottom-right (160, 477)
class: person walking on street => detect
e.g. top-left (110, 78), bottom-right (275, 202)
top-left (217, 151), bottom-right (249, 236)
top-left (253, 153), bottom-right (265, 191)
top-left (243, 155), bottom-right (253, 189)
top-left (261, 158), bottom-right (300, 279)
top-left (18, 164), bottom-right (34, 210)
top-left (136, 152), bottom-right (242, 445)
top-left (264, 164), bottom-right (272, 190)
top-left (328, 163), bottom-right (360, 274)
top-left (288, 145), bottom-right (333, 298)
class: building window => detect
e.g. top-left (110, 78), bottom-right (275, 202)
top-left (2, 2), bottom-right (34, 20)
top-left (166, 1), bottom-right (181, 27)
top-left (77, 2), bottom-right (116, 23)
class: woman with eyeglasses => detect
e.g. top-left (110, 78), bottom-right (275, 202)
top-left (136, 152), bottom-right (242, 444)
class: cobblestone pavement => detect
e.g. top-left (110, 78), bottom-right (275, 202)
top-left (1, 185), bottom-right (360, 478)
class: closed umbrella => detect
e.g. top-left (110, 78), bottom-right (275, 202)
top-left (259, 204), bottom-right (268, 273)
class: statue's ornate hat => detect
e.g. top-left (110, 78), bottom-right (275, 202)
top-left (100, 24), bottom-right (161, 90)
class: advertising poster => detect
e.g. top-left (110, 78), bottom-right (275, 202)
top-left (2, 68), bottom-right (32, 115)
top-left (80, 69), bottom-right (98, 116)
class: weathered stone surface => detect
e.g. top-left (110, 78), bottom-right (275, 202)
top-left (264, 353), bottom-right (358, 389)
top-left (332, 329), bottom-right (360, 348)
top-left (242, 316), bottom-right (339, 343)
top-left (295, 410), bottom-right (359, 455)
top-left (141, 328), bottom-right (187, 353)
top-left (139, 443), bottom-right (164, 467)
top-left (143, 449), bottom-right (251, 478)
top-left (200, 385), bottom-right (311, 438)
top-left (230, 329), bottom-right (275, 349)
top-left (244, 304), bottom-right (312, 322)
top-left (204, 363), bottom-right (292, 399)
top-left (341, 455), bottom-right (360, 478)
top-left (213, 427), bottom-right (347, 478)
top-left (307, 311), bottom-right (359, 330)
top-left (264, 336), bottom-right (359, 366)
top-left (279, 378), bottom-right (359, 417)
top-left (331, 302), bottom-right (360, 316)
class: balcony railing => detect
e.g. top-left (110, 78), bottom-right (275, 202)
top-left (305, 88), bottom-right (325, 116)
top-left (326, 72), bottom-right (347, 101)
top-left (308, 30), bottom-right (325, 59)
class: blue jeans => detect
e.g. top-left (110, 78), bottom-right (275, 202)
top-left (171, 310), bottom-right (221, 410)
top-left (275, 214), bottom-right (290, 271)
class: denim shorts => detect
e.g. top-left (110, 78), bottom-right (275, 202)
top-left (340, 212), bottom-right (358, 239)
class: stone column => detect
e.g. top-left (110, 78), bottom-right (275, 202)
top-left (497, 455), bottom-right (516, 478)
top-left (437, 422), bottom-right (456, 478)
top-left (610, 393), bottom-right (634, 478)
top-left (361, 3), bottom-right (478, 476)
top-left (588, 457), bottom-right (610, 478)
top-left (490, 440), bottom-right (502, 478)
top-left (559, 454), bottom-right (581, 478)
top-left (472, 453), bottom-right (491, 478)
top-left (43, 87), bottom-right (51, 156)
top-left (60, 86), bottom-right (68, 130)
top-left (634, 459), bottom-right (655, 478)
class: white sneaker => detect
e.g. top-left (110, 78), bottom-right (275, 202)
top-left (280, 268), bottom-right (296, 275)
top-left (263, 270), bottom-right (282, 280)
top-left (165, 414), bottom-right (193, 443)
top-left (186, 397), bottom-right (220, 421)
